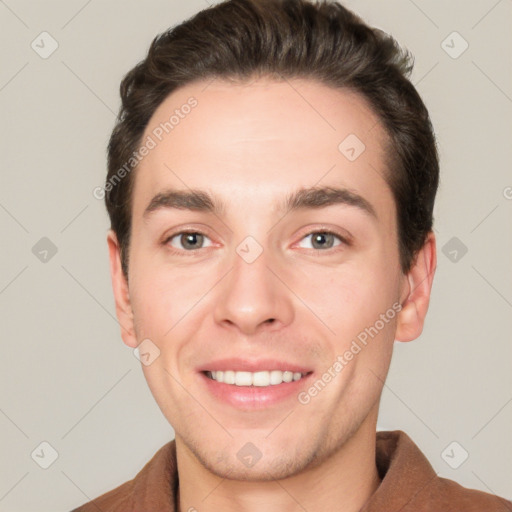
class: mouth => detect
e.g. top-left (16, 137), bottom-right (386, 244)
top-left (198, 359), bottom-right (314, 409)
top-left (204, 369), bottom-right (311, 387)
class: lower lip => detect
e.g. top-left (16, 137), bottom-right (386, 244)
top-left (199, 372), bottom-right (313, 409)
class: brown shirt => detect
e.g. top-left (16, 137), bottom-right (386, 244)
top-left (72, 430), bottom-right (511, 511)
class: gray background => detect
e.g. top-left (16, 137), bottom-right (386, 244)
top-left (1, 0), bottom-right (511, 510)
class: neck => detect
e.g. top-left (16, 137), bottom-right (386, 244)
top-left (175, 416), bottom-right (381, 512)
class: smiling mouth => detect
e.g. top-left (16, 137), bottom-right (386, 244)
top-left (204, 370), bottom-right (312, 387)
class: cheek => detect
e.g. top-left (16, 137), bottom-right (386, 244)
top-left (128, 243), bottom-right (202, 338)
top-left (292, 259), bottom-right (398, 338)
top-left (128, 259), bottom-right (216, 372)
top-left (129, 279), bottom-right (172, 340)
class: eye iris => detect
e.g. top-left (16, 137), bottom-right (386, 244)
top-left (181, 233), bottom-right (202, 250)
top-left (312, 232), bottom-right (334, 249)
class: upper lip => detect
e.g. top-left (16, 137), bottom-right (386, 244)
top-left (198, 358), bottom-right (313, 374)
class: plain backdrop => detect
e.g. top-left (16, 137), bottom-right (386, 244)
top-left (1, 0), bottom-right (511, 510)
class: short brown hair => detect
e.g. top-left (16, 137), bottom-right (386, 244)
top-left (105, 0), bottom-right (439, 277)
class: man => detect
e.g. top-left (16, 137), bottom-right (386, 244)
top-left (73, 0), bottom-right (512, 510)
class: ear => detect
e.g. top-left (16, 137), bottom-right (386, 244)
top-left (107, 229), bottom-right (138, 348)
top-left (395, 231), bottom-right (437, 342)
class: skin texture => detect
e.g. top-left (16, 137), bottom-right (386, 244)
top-left (107, 77), bottom-right (436, 512)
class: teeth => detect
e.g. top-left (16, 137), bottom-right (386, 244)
top-left (235, 371), bottom-right (252, 386)
top-left (207, 370), bottom-right (306, 386)
top-left (224, 370), bottom-right (235, 384)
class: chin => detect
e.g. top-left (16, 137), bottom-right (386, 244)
top-left (203, 451), bottom-right (318, 482)
top-left (183, 430), bottom-right (328, 482)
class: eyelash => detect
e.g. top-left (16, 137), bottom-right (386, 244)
top-left (162, 228), bottom-right (351, 256)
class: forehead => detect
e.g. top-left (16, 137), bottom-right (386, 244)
top-left (132, 77), bottom-right (394, 224)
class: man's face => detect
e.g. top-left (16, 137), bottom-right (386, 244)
top-left (115, 78), bottom-right (411, 479)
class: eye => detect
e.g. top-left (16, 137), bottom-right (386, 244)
top-left (297, 230), bottom-right (347, 251)
top-left (165, 231), bottom-right (213, 251)
top-left (163, 229), bottom-right (348, 254)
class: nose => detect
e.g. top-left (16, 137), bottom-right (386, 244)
top-left (213, 244), bottom-right (294, 336)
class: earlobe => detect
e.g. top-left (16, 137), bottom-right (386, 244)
top-left (395, 231), bottom-right (437, 342)
top-left (107, 230), bottom-right (138, 348)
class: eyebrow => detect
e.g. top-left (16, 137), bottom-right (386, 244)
top-left (142, 185), bottom-right (377, 220)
